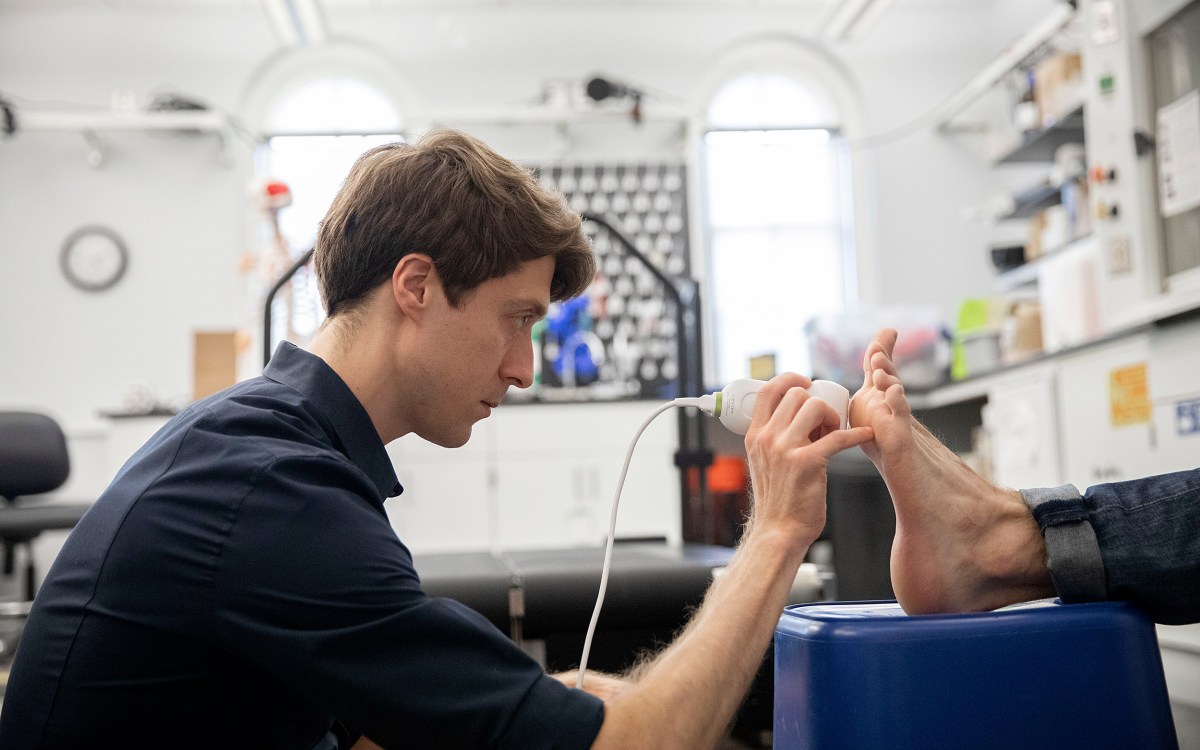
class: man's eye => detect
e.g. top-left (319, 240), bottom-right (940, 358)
top-left (516, 315), bottom-right (531, 329)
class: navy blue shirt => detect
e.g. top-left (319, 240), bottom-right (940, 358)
top-left (0, 342), bottom-right (604, 749)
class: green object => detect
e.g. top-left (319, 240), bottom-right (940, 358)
top-left (531, 319), bottom-right (546, 389)
top-left (1099, 73), bottom-right (1115, 97)
top-left (952, 298), bottom-right (994, 380)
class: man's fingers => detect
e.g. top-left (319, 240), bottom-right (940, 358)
top-left (814, 398), bottom-right (843, 437)
top-left (787, 396), bottom-right (841, 444)
top-left (813, 425), bottom-right (875, 457)
top-left (765, 384), bottom-right (816, 437)
top-left (752, 374), bottom-right (812, 430)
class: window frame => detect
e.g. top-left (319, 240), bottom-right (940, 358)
top-left (699, 69), bottom-right (859, 383)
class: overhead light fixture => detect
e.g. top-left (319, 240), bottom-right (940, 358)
top-left (821, 0), bottom-right (897, 41)
top-left (261, 0), bottom-right (328, 48)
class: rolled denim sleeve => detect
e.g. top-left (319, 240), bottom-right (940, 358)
top-left (1020, 484), bottom-right (1107, 604)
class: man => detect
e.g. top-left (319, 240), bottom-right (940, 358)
top-left (0, 130), bottom-right (872, 748)
top-left (849, 328), bottom-right (1200, 625)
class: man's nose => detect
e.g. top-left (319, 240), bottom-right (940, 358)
top-left (502, 336), bottom-right (534, 389)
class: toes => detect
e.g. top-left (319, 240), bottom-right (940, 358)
top-left (879, 328), bottom-right (899, 357)
top-left (870, 350), bottom-right (899, 377)
top-left (871, 367), bottom-right (900, 394)
top-left (884, 383), bottom-right (911, 418)
top-left (872, 367), bottom-right (901, 391)
top-left (862, 343), bottom-right (880, 374)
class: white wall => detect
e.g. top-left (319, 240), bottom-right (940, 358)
top-left (0, 0), bottom-right (1049, 459)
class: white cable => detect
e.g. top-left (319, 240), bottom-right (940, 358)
top-left (576, 399), bottom-right (691, 688)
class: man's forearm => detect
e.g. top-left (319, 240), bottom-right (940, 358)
top-left (553, 669), bottom-right (634, 702)
top-left (593, 526), bottom-right (808, 749)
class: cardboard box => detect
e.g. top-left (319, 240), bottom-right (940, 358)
top-left (1035, 52), bottom-right (1083, 126)
top-left (193, 331), bottom-right (239, 401)
top-left (1002, 299), bottom-right (1044, 363)
top-left (1025, 211), bottom-right (1047, 261)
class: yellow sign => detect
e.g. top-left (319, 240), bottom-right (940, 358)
top-left (1110, 363), bottom-right (1151, 427)
top-left (749, 354), bottom-right (777, 381)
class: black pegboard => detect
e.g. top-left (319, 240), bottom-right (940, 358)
top-left (529, 162), bottom-right (691, 402)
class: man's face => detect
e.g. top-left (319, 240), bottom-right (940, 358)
top-left (410, 255), bottom-right (554, 448)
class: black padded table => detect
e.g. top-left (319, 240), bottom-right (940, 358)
top-left (414, 542), bottom-right (737, 640)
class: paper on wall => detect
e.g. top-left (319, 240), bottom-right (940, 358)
top-left (1157, 89), bottom-right (1200, 219)
top-left (1110, 363), bottom-right (1151, 427)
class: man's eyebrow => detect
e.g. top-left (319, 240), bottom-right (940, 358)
top-left (511, 299), bottom-right (548, 318)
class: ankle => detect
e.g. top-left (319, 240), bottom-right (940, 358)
top-left (976, 488), bottom-right (1055, 602)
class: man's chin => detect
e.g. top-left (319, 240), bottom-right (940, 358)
top-left (423, 425), bottom-right (473, 449)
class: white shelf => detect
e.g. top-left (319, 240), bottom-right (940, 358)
top-left (909, 377), bottom-right (992, 410)
top-left (993, 234), bottom-right (1095, 292)
top-left (15, 109), bottom-right (240, 167)
top-left (18, 109), bottom-right (229, 133)
top-left (994, 262), bottom-right (1040, 292)
top-left (935, 3), bottom-right (1077, 132)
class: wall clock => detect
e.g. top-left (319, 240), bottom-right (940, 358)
top-left (60, 225), bottom-right (129, 292)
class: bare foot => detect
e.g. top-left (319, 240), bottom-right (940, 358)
top-left (849, 329), bottom-right (1055, 614)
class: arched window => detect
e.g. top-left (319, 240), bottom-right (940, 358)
top-left (242, 44), bottom-right (412, 349)
top-left (702, 53), bottom-right (858, 384)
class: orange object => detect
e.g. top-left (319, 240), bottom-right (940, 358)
top-left (707, 455), bottom-right (748, 494)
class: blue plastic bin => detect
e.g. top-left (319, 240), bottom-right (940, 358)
top-left (774, 600), bottom-right (1178, 749)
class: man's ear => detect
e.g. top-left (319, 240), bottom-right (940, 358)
top-left (392, 254), bottom-right (436, 319)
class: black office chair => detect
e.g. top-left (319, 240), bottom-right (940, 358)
top-left (0, 411), bottom-right (92, 601)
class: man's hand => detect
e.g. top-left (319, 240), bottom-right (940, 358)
top-left (743, 373), bottom-right (875, 546)
top-left (590, 373), bottom-right (872, 750)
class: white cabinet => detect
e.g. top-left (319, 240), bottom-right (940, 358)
top-left (1147, 322), bottom-right (1200, 477)
top-left (492, 401), bottom-right (680, 550)
top-left (384, 401), bottom-right (681, 554)
top-left (982, 366), bottom-right (1063, 489)
top-left (384, 424), bottom-right (495, 553)
top-left (1055, 334), bottom-right (1156, 490)
top-left (492, 456), bottom-right (593, 549)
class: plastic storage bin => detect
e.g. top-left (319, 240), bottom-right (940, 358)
top-left (774, 600), bottom-right (1178, 750)
top-left (805, 309), bottom-right (951, 392)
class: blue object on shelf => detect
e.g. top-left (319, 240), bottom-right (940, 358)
top-left (545, 294), bottom-right (599, 384)
top-left (774, 599), bottom-right (1178, 750)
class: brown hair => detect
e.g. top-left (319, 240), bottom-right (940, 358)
top-left (314, 129), bottom-right (595, 317)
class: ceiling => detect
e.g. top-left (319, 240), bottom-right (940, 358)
top-left (0, 0), bottom-right (1002, 14)
top-left (0, 0), bottom-right (998, 5)
top-left (0, 0), bottom-right (1046, 75)
top-left (0, 0), bottom-right (1014, 51)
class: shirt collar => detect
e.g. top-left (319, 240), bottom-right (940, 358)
top-left (264, 341), bottom-right (402, 499)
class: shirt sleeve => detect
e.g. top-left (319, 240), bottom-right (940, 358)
top-left (1020, 484), bottom-right (1107, 604)
top-left (211, 454), bottom-right (604, 749)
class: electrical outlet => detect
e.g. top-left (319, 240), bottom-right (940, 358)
top-left (1108, 235), bottom-right (1133, 275)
